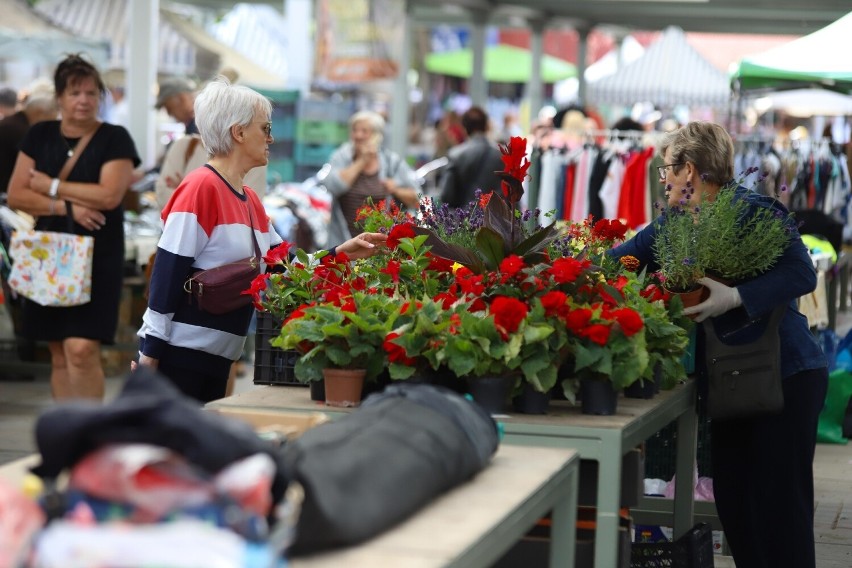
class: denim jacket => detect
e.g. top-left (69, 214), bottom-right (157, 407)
top-left (609, 186), bottom-right (826, 380)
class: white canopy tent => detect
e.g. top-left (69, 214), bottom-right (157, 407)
top-left (749, 89), bottom-right (852, 118)
top-left (587, 26), bottom-right (731, 109)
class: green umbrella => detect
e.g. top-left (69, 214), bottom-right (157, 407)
top-left (425, 44), bottom-right (576, 83)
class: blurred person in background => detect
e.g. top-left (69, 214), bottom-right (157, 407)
top-left (7, 54), bottom-right (140, 400)
top-left (439, 106), bottom-right (504, 208)
top-left (433, 109), bottom-right (466, 159)
top-left (137, 79), bottom-right (385, 403)
top-left (0, 87), bottom-right (17, 118)
top-left (324, 110), bottom-right (419, 246)
top-left (0, 80), bottom-right (58, 197)
top-left (155, 77), bottom-right (198, 135)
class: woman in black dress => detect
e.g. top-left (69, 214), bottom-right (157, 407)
top-left (6, 54), bottom-right (139, 400)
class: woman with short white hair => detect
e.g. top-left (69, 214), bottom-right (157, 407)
top-left (137, 79), bottom-right (385, 402)
top-left (324, 110), bottom-right (420, 245)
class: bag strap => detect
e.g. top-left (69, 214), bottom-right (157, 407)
top-left (57, 122), bottom-right (101, 182)
top-left (245, 198), bottom-right (262, 262)
top-left (56, 122), bottom-right (100, 232)
top-left (183, 135), bottom-right (202, 170)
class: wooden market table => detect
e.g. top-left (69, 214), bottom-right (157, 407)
top-left (209, 380), bottom-right (699, 568)
top-left (0, 447), bottom-right (579, 568)
top-left (289, 445), bottom-right (579, 568)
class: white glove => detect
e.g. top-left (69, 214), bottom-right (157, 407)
top-left (682, 277), bottom-right (742, 322)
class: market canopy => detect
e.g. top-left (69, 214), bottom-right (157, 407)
top-left (0, 0), bottom-right (108, 67)
top-left (587, 26), bottom-right (731, 108)
top-left (731, 11), bottom-right (852, 93)
top-left (749, 89), bottom-right (852, 117)
top-left (425, 44), bottom-right (576, 83)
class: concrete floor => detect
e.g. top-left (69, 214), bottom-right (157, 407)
top-left (1, 339), bottom-right (851, 567)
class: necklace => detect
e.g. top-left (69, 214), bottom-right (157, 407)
top-left (60, 135), bottom-right (79, 158)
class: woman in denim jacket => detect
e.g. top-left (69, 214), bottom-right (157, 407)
top-left (611, 121), bottom-right (827, 568)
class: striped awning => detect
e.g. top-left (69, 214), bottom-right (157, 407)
top-left (35, 0), bottom-right (197, 77)
top-left (588, 26), bottom-right (732, 109)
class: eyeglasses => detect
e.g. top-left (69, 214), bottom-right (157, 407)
top-left (657, 163), bottom-right (684, 178)
top-left (252, 121), bottom-right (272, 137)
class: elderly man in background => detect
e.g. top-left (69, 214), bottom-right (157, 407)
top-left (155, 77), bottom-right (198, 135)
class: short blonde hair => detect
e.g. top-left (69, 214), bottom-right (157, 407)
top-left (349, 110), bottom-right (385, 133)
top-left (660, 121), bottom-right (734, 185)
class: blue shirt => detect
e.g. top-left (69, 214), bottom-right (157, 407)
top-left (609, 186), bottom-right (826, 380)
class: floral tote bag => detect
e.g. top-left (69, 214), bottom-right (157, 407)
top-left (8, 228), bottom-right (94, 307)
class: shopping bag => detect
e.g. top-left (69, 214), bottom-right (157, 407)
top-left (7, 229), bottom-right (94, 306)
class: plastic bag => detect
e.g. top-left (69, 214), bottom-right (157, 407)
top-left (817, 369), bottom-right (852, 444)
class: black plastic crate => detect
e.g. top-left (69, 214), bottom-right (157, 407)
top-left (644, 406), bottom-right (713, 480)
top-left (253, 311), bottom-right (306, 387)
top-left (631, 522), bottom-right (715, 568)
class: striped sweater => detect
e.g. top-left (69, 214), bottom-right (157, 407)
top-left (138, 165), bottom-right (282, 374)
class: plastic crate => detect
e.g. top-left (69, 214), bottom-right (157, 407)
top-left (271, 115), bottom-right (296, 141)
top-left (253, 312), bottom-right (306, 386)
top-left (631, 522), bottom-right (715, 568)
top-left (296, 119), bottom-right (349, 144)
top-left (297, 98), bottom-right (355, 122)
top-left (268, 139), bottom-right (294, 161)
top-left (644, 405), bottom-right (713, 479)
top-left (294, 142), bottom-right (338, 166)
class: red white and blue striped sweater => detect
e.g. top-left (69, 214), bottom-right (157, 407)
top-left (138, 165), bottom-right (283, 375)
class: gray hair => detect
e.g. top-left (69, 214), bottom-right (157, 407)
top-left (349, 110), bottom-right (385, 133)
top-left (194, 77), bottom-right (272, 157)
top-left (660, 121), bottom-right (734, 186)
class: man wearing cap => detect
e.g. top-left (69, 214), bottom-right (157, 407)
top-left (155, 77), bottom-right (198, 135)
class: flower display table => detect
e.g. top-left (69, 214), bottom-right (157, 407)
top-left (208, 379), bottom-right (699, 568)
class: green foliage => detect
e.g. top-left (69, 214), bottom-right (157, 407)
top-left (274, 291), bottom-right (398, 383)
top-left (697, 186), bottom-right (793, 281)
top-left (653, 183), bottom-right (793, 292)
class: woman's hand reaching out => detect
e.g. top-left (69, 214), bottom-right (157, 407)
top-left (336, 232), bottom-right (388, 260)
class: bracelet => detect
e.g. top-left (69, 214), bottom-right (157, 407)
top-left (48, 178), bottom-right (60, 198)
top-left (48, 199), bottom-right (55, 215)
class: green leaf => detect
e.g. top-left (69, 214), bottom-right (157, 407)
top-left (476, 227), bottom-right (507, 269)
